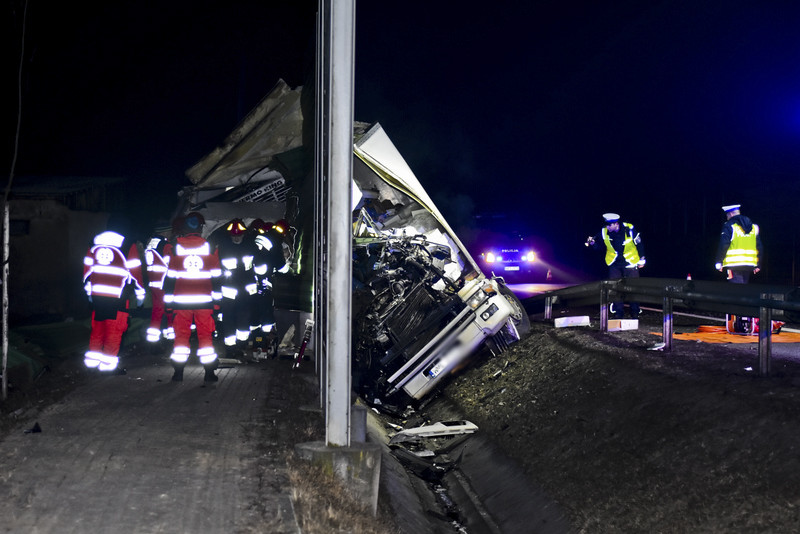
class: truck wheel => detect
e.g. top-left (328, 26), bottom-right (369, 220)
top-left (498, 282), bottom-right (531, 336)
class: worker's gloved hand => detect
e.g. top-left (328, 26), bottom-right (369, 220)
top-left (637, 258), bottom-right (646, 268)
top-left (584, 236), bottom-right (595, 247)
top-left (753, 267), bottom-right (761, 274)
top-left (715, 263), bottom-right (723, 271)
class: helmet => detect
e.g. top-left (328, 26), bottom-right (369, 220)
top-left (248, 218), bottom-right (272, 235)
top-left (273, 219), bottom-right (289, 235)
top-left (225, 218), bottom-right (247, 236)
top-left (183, 212), bottom-right (205, 233)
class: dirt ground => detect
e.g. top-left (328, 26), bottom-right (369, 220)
top-left (442, 310), bottom-right (800, 533)
top-left (5, 310), bottom-right (800, 533)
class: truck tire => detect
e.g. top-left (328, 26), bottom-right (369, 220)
top-left (498, 281), bottom-right (531, 337)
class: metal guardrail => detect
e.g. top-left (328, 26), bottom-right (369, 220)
top-left (532, 277), bottom-right (800, 377)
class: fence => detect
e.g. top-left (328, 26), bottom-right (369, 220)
top-left (533, 277), bottom-right (800, 376)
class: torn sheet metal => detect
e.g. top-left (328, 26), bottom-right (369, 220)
top-left (389, 420), bottom-right (478, 444)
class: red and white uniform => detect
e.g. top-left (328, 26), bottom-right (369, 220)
top-left (163, 234), bottom-right (222, 366)
top-left (82, 230), bottom-right (145, 371)
top-left (144, 236), bottom-right (174, 342)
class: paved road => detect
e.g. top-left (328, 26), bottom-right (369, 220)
top-left (506, 282), bottom-right (575, 299)
top-left (0, 353), bottom-right (301, 534)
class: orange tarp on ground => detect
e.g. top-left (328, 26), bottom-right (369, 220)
top-left (652, 326), bottom-right (800, 344)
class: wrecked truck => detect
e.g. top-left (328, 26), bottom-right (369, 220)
top-left (170, 80), bottom-right (529, 404)
top-left (350, 122), bottom-right (530, 404)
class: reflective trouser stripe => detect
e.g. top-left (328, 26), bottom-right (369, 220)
top-left (146, 327), bottom-right (161, 342)
top-left (172, 309), bottom-right (217, 364)
top-left (84, 350), bottom-right (119, 371)
top-left (87, 310), bottom-right (128, 370)
top-left (171, 345), bottom-right (191, 364)
top-left (198, 346), bottom-right (218, 365)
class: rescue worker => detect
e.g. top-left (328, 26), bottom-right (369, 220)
top-left (585, 213), bottom-right (646, 319)
top-left (82, 215), bottom-right (146, 372)
top-left (144, 233), bottom-right (174, 344)
top-left (715, 204), bottom-right (762, 284)
top-left (248, 219), bottom-right (277, 357)
top-left (216, 218), bottom-right (258, 359)
top-left (265, 219), bottom-right (293, 275)
top-left (163, 212), bottom-right (222, 382)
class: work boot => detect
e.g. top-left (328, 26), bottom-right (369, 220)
top-left (204, 368), bottom-right (218, 382)
top-left (171, 365), bottom-right (184, 382)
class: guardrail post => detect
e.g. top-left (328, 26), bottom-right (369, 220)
top-left (758, 293), bottom-right (772, 376)
top-left (662, 296), bottom-right (673, 351)
top-left (600, 281), bottom-right (609, 333)
top-left (544, 295), bottom-right (553, 320)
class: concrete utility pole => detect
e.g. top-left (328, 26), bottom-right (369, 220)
top-left (298, 1), bottom-right (381, 516)
top-left (323, 0), bottom-right (355, 447)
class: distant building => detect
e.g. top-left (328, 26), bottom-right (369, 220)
top-left (6, 176), bottom-right (128, 324)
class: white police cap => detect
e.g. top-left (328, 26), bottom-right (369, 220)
top-left (722, 204), bottom-right (741, 212)
top-left (603, 213), bottom-right (620, 223)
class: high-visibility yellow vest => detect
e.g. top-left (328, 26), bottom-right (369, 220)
top-left (602, 223), bottom-right (640, 267)
top-left (723, 223), bottom-right (759, 267)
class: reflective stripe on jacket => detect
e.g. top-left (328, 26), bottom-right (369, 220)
top-left (83, 231), bottom-right (145, 301)
top-left (164, 236), bottom-right (222, 308)
top-left (602, 223), bottom-right (641, 267)
top-left (722, 223), bottom-right (759, 268)
top-left (145, 244), bottom-right (171, 289)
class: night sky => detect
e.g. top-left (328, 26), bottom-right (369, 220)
top-left (4, 1), bottom-right (800, 283)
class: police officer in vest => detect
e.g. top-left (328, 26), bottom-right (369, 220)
top-left (585, 213), bottom-right (646, 319)
top-left (715, 204), bottom-right (762, 284)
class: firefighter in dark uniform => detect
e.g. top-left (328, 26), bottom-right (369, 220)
top-left (265, 219), bottom-right (293, 275)
top-left (216, 218), bottom-right (258, 359)
top-left (585, 213), bottom-right (646, 319)
top-left (248, 219), bottom-right (277, 357)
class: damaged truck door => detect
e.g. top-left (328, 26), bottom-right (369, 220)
top-left (351, 123), bottom-right (530, 405)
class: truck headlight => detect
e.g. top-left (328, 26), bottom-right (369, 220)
top-left (467, 290), bottom-right (488, 309)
